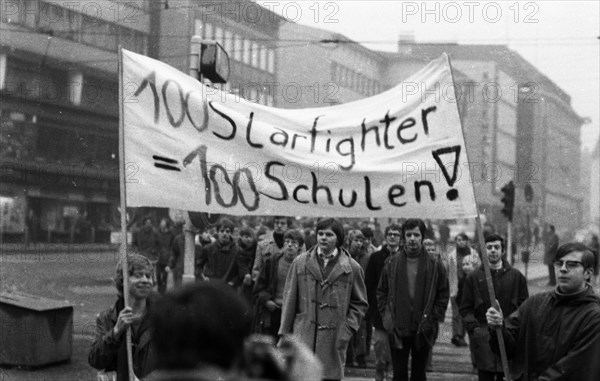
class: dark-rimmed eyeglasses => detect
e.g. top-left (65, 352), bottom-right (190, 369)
top-left (284, 240), bottom-right (299, 247)
top-left (553, 260), bottom-right (583, 270)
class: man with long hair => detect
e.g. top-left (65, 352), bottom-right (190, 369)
top-left (377, 218), bottom-right (449, 381)
top-left (279, 218), bottom-right (368, 381)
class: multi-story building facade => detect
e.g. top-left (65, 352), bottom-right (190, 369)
top-left (276, 21), bottom-right (385, 108)
top-left (581, 141), bottom-right (600, 229)
top-left (0, 0), bottom-right (286, 243)
top-left (275, 23), bottom-right (584, 235)
top-left (1, 0), bottom-right (150, 243)
top-left (387, 43), bottom-right (585, 236)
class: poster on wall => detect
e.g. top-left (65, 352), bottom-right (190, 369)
top-left (0, 195), bottom-right (26, 233)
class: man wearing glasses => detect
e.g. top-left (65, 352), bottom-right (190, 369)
top-left (486, 242), bottom-right (600, 381)
top-left (252, 216), bottom-right (291, 283)
top-left (254, 229), bottom-right (304, 338)
top-left (459, 234), bottom-right (529, 381)
top-left (365, 223), bottom-right (403, 381)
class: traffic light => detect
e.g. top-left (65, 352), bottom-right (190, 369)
top-left (190, 37), bottom-right (230, 83)
top-left (500, 181), bottom-right (515, 222)
top-left (188, 211), bottom-right (221, 231)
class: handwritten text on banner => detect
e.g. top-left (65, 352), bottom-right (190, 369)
top-left (122, 49), bottom-right (477, 218)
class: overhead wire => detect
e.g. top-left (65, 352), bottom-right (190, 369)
top-left (2, 25), bottom-right (598, 45)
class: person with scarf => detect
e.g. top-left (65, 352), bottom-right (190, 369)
top-left (251, 216), bottom-right (291, 283)
top-left (377, 218), bottom-right (449, 381)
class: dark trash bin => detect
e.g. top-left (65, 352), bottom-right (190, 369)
top-left (0, 291), bottom-right (73, 367)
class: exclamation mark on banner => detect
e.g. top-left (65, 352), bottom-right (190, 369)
top-left (432, 146), bottom-right (461, 201)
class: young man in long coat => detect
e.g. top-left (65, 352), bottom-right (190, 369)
top-left (377, 218), bottom-right (449, 381)
top-left (279, 218), bottom-right (368, 381)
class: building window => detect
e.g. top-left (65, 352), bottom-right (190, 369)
top-left (248, 87), bottom-right (258, 103)
top-left (251, 42), bottom-right (259, 67)
top-left (81, 18), bottom-right (117, 51)
top-left (233, 34), bottom-right (242, 61)
top-left (243, 39), bottom-right (251, 65)
top-left (267, 48), bottom-right (275, 73)
top-left (118, 27), bottom-right (146, 54)
top-left (23, 0), bottom-right (39, 28)
top-left (194, 19), bottom-right (203, 36)
top-left (204, 23), bottom-right (213, 39)
top-left (214, 26), bottom-right (223, 45)
top-left (259, 45), bottom-right (267, 71)
top-left (37, 3), bottom-right (79, 38)
top-left (224, 30), bottom-right (233, 54)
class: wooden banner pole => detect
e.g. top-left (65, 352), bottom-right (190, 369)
top-left (446, 54), bottom-right (512, 381)
top-left (118, 46), bottom-right (135, 381)
top-left (475, 215), bottom-right (512, 381)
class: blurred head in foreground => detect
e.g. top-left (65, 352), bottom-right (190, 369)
top-left (152, 282), bottom-right (252, 371)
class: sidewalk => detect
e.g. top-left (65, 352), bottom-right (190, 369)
top-left (1, 243), bottom-right (117, 255)
top-left (512, 259), bottom-right (549, 282)
top-left (505, 242), bottom-right (550, 282)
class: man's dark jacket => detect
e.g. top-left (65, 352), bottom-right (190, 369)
top-left (365, 245), bottom-right (396, 329)
top-left (133, 226), bottom-right (159, 262)
top-left (460, 261), bottom-right (529, 330)
top-left (460, 261), bottom-right (529, 372)
top-left (491, 286), bottom-right (600, 381)
top-left (196, 240), bottom-right (240, 285)
top-left (253, 252), bottom-right (285, 333)
top-left (377, 248), bottom-right (449, 349)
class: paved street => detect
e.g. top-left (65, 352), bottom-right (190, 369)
top-left (0, 244), bottom-right (552, 381)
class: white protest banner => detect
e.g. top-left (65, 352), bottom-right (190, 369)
top-left (121, 49), bottom-right (477, 218)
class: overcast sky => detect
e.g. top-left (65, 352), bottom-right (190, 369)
top-left (258, 1), bottom-right (599, 151)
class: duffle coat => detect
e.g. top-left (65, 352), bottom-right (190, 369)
top-left (279, 247), bottom-right (368, 380)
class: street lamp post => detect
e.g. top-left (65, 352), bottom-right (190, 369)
top-left (182, 37), bottom-right (230, 284)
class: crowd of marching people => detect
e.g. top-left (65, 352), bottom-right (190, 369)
top-left (89, 215), bottom-right (600, 381)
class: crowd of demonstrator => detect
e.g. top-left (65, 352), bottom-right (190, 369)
top-left (89, 216), bottom-right (600, 381)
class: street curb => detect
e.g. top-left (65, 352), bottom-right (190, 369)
top-left (0, 244), bottom-right (118, 255)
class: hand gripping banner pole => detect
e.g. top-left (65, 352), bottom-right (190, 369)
top-left (118, 46), bottom-right (135, 381)
top-left (447, 56), bottom-right (512, 381)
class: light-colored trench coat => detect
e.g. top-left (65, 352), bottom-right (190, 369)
top-left (279, 247), bottom-right (368, 380)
